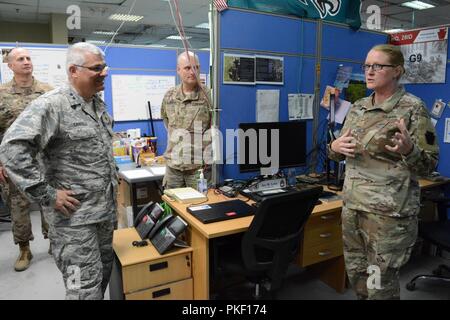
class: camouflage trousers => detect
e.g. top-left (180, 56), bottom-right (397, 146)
top-left (0, 181), bottom-right (48, 244)
top-left (342, 207), bottom-right (418, 300)
top-left (163, 166), bottom-right (199, 189)
top-left (49, 219), bottom-right (115, 300)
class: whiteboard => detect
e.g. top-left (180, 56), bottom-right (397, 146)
top-left (111, 74), bottom-right (176, 121)
top-left (0, 47), bottom-right (67, 88)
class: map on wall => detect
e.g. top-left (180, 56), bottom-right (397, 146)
top-left (389, 27), bottom-right (448, 84)
top-left (111, 74), bottom-right (176, 121)
top-left (0, 47), bottom-right (67, 88)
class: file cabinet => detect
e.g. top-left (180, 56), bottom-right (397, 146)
top-left (110, 228), bottom-right (193, 300)
top-left (297, 210), bottom-right (343, 267)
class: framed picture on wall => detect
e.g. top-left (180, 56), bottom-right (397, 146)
top-left (255, 55), bottom-right (284, 85)
top-left (431, 99), bottom-right (446, 118)
top-left (223, 53), bottom-right (255, 85)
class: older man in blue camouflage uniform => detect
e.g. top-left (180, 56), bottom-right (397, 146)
top-left (0, 48), bottom-right (52, 272)
top-left (161, 51), bottom-right (212, 189)
top-left (0, 43), bottom-right (117, 300)
top-left (329, 44), bottom-right (439, 299)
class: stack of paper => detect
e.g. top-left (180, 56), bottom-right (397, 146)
top-left (164, 187), bottom-right (207, 204)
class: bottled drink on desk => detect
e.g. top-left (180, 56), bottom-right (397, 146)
top-left (197, 169), bottom-right (208, 195)
top-left (287, 168), bottom-right (297, 187)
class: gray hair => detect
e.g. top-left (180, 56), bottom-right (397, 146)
top-left (177, 51), bottom-right (199, 66)
top-left (66, 42), bottom-right (105, 75)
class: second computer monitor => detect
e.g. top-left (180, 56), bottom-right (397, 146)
top-left (238, 121), bottom-right (307, 173)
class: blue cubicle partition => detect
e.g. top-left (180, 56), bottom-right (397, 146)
top-left (217, 8), bottom-right (389, 181)
top-left (0, 42), bottom-right (210, 157)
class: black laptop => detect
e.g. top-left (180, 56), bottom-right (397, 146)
top-left (187, 199), bottom-right (256, 224)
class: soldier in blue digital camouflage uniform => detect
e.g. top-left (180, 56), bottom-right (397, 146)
top-left (0, 43), bottom-right (117, 300)
top-left (328, 44), bottom-right (439, 299)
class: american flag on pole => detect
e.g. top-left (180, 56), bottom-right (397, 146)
top-left (213, 0), bottom-right (228, 12)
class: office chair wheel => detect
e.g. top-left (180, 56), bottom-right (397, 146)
top-left (406, 282), bottom-right (416, 291)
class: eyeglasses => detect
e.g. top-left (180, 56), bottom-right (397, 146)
top-left (362, 64), bottom-right (397, 72)
top-left (74, 64), bottom-right (108, 73)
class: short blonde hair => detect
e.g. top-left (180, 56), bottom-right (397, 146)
top-left (371, 44), bottom-right (405, 79)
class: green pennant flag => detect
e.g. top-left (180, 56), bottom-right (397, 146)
top-left (228, 0), bottom-right (362, 30)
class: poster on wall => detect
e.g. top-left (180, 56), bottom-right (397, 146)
top-left (223, 53), bottom-right (255, 85)
top-left (255, 55), bottom-right (284, 85)
top-left (389, 27), bottom-right (448, 84)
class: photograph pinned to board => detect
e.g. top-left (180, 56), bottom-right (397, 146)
top-left (288, 93), bottom-right (314, 120)
top-left (223, 53), bottom-right (255, 85)
top-left (334, 65), bottom-right (352, 90)
top-left (431, 99), bottom-right (446, 119)
top-left (444, 118), bottom-right (450, 143)
top-left (255, 55), bottom-right (284, 85)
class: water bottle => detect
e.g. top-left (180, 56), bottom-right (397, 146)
top-left (197, 169), bottom-right (208, 195)
top-left (287, 168), bottom-right (297, 187)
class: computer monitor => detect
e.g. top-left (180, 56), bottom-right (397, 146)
top-left (238, 121), bottom-right (307, 173)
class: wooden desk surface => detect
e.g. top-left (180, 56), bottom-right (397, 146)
top-left (162, 189), bottom-right (342, 239)
top-left (113, 227), bottom-right (192, 267)
top-left (162, 178), bottom-right (448, 240)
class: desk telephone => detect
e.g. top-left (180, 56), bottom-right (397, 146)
top-left (133, 201), bottom-right (188, 254)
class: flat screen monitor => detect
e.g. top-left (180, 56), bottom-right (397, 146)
top-left (238, 121), bottom-right (307, 173)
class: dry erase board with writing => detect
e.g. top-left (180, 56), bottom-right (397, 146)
top-left (111, 74), bottom-right (175, 121)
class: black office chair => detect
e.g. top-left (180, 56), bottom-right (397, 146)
top-left (406, 194), bottom-right (450, 291)
top-left (214, 186), bottom-right (323, 299)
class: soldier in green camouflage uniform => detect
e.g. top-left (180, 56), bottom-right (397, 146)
top-left (161, 51), bottom-right (212, 189)
top-left (0, 48), bottom-right (52, 272)
top-left (328, 44), bottom-right (439, 299)
top-left (0, 43), bottom-right (117, 299)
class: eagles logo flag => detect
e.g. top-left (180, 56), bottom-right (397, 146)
top-left (227, 0), bottom-right (362, 30)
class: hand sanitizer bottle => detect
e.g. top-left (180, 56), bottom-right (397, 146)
top-left (197, 169), bottom-right (208, 195)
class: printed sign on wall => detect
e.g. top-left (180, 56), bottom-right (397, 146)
top-left (389, 27), bottom-right (448, 84)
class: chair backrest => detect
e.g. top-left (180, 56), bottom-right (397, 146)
top-left (241, 186), bottom-right (323, 291)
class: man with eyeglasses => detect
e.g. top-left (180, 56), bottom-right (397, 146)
top-left (0, 42), bottom-right (117, 300)
top-left (329, 44), bottom-right (438, 300)
top-left (0, 47), bottom-right (53, 272)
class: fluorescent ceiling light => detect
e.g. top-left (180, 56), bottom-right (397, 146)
top-left (384, 28), bottom-right (405, 33)
top-left (93, 30), bottom-right (116, 35)
top-left (86, 40), bottom-right (106, 44)
top-left (401, 1), bottom-right (435, 10)
top-left (109, 14), bottom-right (143, 22)
top-left (195, 23), bottom-right (209, 29)
top-left (166, 35), bottom-right (192, 40)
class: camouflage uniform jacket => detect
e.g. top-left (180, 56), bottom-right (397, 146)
top-left (0, 77), bottom-right (53, 142)
top-left (328, 87), bottom-right (439, 217)
top-left (0, 85), bottom-right (118, 226)
top-left (161, 84), bottom-right (212, 171)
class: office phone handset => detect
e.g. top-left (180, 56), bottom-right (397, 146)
top-left (150, 215), bottom-right (188, 254)
top-left (134, 201), bottom-right (188, 254)
top-left (134, 201), bottom-right (164, 240)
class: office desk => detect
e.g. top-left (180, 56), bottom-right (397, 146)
top-left (162, 178), bottom-right (449, 300)
top-left (117, 163), bottom-right (165, 217)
